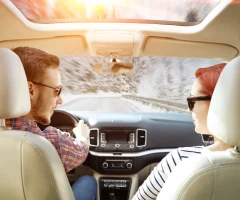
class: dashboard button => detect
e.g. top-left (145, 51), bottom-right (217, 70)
top-left (102, 162), bottom-right (109, 169)
top-left (129, 144), bottom-right (134, 148)
top-left (115, 144), bottom-right (120, 148)
top-left (126, 162), bottom-right (133, 169)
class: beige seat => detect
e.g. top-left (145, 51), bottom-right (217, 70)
top-left (156, 57), bottom-right (240, 200)
top-left (0, 48), bottom-right (74, 200)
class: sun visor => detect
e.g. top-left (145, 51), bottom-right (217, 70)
top-left (0, 36), bottom-right (87, 56)
top-left (143, 37), bottom-right (238, 61)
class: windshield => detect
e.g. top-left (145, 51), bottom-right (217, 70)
top-left (58, 56), bottom-right (223, 113)
top-left (11, 0), bottom-right (222, 24)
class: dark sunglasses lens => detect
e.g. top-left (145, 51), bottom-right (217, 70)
top-left (188, 101), bottom-right (194, 111)
top-left (58, 87), bottom-right (62, 96)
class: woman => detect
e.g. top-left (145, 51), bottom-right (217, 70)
top-left (132, 62), bottom-right (232, 200)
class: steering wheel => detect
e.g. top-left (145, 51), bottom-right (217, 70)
top-left (37, 110), bottom-right (79, 137)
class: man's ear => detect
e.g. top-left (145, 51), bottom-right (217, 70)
top-left (28, 81), bottom-right (34, 100)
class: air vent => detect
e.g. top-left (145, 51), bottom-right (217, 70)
top-left (136, 129), bottom-right (147, 147)
top-left (89, 128), bottom-right (99, 147)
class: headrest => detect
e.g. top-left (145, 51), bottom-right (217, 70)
top-left (0, 48), bottom-right (30, 119)
top-left (208, 56), bottom-right (240, 147)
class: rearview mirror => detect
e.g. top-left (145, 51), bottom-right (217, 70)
top-left (93, 62), bottom-right (134, 74)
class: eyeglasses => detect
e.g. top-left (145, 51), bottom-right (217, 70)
top-left (30, 81), bottom-right (62, 96)
top-left (187, 96), bottom-right (211, 111)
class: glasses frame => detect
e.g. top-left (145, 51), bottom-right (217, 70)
top-left (30, 81), bottom-right (62, 96)
top-left (187, 96), bottom-right (211, 111)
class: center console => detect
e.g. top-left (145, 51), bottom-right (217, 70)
top-left (99, 129), bottom-right (136, 151)
top-left (97, 129), bottom-right (137, 174)
top-left (100, 157), bottom-right (134, 172)
top-left (99, 177), bottom-right (131, 200)
top-left (89, 128), bottom-right (147, 199)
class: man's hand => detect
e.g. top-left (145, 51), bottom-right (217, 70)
top-left (73, 120), bottom-right (90, 143)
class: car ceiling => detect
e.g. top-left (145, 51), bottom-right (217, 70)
top-left (0, 0), bottom-right (239, 61)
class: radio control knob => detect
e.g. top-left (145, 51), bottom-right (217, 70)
top-left (130, 144), bottom-right (134, 148)
top-left (126, 162), bottom-right (133, 169)
top-left (102, 162), bottom-right (109, 169)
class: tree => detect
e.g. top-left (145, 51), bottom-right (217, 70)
top-left (185, 9), bottom-right (198, 22)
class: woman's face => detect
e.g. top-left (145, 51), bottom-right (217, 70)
top-left (188, 79), bottom-right (212, 135)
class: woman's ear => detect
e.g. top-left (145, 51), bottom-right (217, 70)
top-left (28, 81), bottom-right (34, 100)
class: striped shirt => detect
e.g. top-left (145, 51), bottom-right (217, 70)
top-left (132, 146), bottom-right (204, 200)
top-left (5, 117), bottom-right (89, 173)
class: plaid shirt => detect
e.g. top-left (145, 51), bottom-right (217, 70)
top-left (5, 117), bottom-right (89, 173)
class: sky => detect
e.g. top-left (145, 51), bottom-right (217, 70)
top-left (11, 0), bottom-right (221, 22)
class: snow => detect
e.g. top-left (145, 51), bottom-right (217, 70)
top-left (59, 56), bottom-right (222, 107)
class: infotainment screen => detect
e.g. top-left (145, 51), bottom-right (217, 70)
top-left (106, 132), bottom-right (127, 143)
top-left (103, 130), bottom-right (131, 143)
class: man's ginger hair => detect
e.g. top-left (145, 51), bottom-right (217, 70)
top-left (12, 47), bottom-right (60, 82)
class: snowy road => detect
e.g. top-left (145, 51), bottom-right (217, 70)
top-left (57, 96), bottom-right (184, 112)
top-left (58, 97), bottom-right (138, 112)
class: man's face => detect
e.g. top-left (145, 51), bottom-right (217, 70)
top-left (30, 68), bottom-right (63, 125)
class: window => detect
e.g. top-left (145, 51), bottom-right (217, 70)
top-left (11, 0), bottom-right (222, 24)
top-left (58, 56), bottom-right (223, 112)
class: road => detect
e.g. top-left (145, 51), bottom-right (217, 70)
top-left (58, 97), bottom-right (138, 112)
top-left (57, 96), bottom-right (185, 112)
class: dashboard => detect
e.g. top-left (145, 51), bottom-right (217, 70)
top-left (37, 110), bottom-right (206, 199)
top-left (38, 110), bottom-right (204, 174)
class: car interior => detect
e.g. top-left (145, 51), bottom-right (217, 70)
top-left (0, 0), bottom-right (240, 199)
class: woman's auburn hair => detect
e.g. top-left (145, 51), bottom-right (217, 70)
top-left (195, 62), bottom-right (227, 96)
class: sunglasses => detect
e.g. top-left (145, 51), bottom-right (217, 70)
top-left (187, 96), bottom-right (211, 111)
top-left (31, 81), bottom-right (62, 96)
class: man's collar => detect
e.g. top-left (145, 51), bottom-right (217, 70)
top-left (6, 117), bottom-right (36, 127)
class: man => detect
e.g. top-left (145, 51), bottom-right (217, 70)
top-left (5, 47), bottom-right (97, 200)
